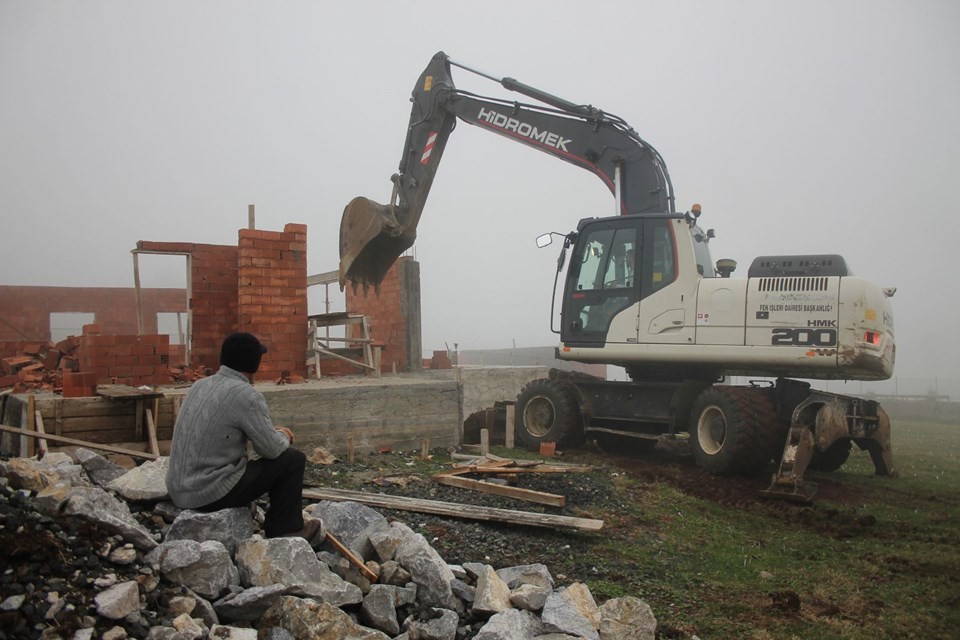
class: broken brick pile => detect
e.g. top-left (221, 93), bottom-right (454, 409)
top-left (0, 338), bottom-right (80, 393)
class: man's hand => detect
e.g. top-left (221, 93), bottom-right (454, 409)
top-left (274, 426), bottom-right (295, 444)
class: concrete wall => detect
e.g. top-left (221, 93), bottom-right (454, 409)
top-left (456, 366), bottom-right (550, 422)
top-left (255, 377), bottom-right (460, 454)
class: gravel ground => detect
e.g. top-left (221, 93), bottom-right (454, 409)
top-left (303, 446), bottom-right (629, 584)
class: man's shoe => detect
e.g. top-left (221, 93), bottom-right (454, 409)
top-left (281, 518), bottom-right (323, 545)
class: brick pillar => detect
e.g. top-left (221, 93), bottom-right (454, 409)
top-left (347, 257), bottom-right (422, 373)
top-left (189, 244), bottom-right (239, 368)
top-left (238, 223), bottom-right (308, 382)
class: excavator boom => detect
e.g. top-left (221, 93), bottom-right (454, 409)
top-left (339, 51), bottom-right (674, 292)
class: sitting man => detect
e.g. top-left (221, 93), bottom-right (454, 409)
top-left (165, 332), bottom-right (320, 542)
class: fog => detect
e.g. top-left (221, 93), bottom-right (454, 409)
top-left (1, 1), bottom-right (957, 391)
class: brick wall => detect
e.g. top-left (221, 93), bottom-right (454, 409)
top-left (78, 328), bottom-right (171, 386)
top-left (238, 224), bottom-right (308, 381)
top-left (136, 241), bottom-right (240, 369)
top-left (346, 257), bottom-right (422, 374)
top-left (0, 285), bottom-right (185, 345)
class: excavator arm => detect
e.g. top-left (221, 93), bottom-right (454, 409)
top-left (339, 51), bottom-right (675, 292)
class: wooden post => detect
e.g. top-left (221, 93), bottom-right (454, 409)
top-left (133, 251), bottom-right (144, 335)
top-left (144, 408), bottom-right (160, 456)
top-left (248, 204), bottom-right (255, 229)
top-left (421, 438), bottom-right (430, 460)
top-left (480, 428), bottom-right (490, 456)
top-left (347, 436), bottom-right (355, 464)
top-left (505, 405), bottom-right (515, 449)
top-left (34, 410), bottom-right (49, 456)
top-left (25, 394), bottom-right (36, 457)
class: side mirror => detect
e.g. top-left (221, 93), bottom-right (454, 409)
top-left (536, 233), bottom-right (553, 248)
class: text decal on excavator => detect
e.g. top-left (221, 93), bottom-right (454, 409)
top-left (476, 108), bottom-right (572, 152)
top-left (771, 328), bottom-right (838, 347)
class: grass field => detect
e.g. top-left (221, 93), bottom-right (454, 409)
top-left (307, 419), bottom-right (960, 639)
top-left (591, 420), bottom-right (960, 639)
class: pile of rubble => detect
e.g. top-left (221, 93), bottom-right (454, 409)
top-left (0, 339), bottom-right (80, 393)
top-left (0, 451), bottom-right (659, 640)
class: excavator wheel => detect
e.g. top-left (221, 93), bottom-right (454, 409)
top-left (689, 386), bottom-right (777, 475)
top-left (515, 379), bottom-right (584, 450)
top-left (807, 439), bottom-right (852, 473)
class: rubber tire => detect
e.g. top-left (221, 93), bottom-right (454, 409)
top-left (515, 379), bottom-right (583, 450)
top-left (808, 439), bottom-right (852, 472)
top-left (689, 386), bottom-right (777, 475)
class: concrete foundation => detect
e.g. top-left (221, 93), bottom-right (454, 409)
top-left (1, 367), bottom-right (553, 458)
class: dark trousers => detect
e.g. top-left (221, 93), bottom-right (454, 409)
top-left (198, 447), bottom-right (307, 538)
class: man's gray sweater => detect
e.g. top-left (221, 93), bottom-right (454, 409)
top-left (165, 366), bottom-right (289, 509)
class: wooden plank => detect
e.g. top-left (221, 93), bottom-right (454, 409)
top-left (466, 465), bottom-right (593, 474)
top-left (35, 397), bottom-right (140, 419)
top-left (301, 487), bottom-right (603, 532)
top-left (480, 428), bottom-right (489, 456)
top-left (435, 474), bottom-right (566, 507)
top-left (505, 405), bottom-right (515, 449)
top-left (98, 384), bottom-right (165, 400)
top-left (144, 408), bottom-right (160, 456)
top-left (54, 398), bottom-right (63, 436)
top-left (0, 424), bottom-right (159, 460)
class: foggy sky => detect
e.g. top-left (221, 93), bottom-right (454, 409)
top-left (1, 0), bottom-right (958, 386)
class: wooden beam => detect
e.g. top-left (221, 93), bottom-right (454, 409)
top-left (26, 394), bottom-right (36, 457)
top-left (301, 486), bottom-right (602, 532)
top-left (0, 424), bottom-right (159, 460)
top-left (505, 405), bottom-right (515, 449)
top-left (434, 474), bottom-right (566, 508)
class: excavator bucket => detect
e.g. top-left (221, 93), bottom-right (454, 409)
top-left (338, 197), bottom-right (415, 293)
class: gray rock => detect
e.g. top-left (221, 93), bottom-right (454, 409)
top-left (510, 583), bottom-right (550, 611)
top-left (75, 448), bottom-right (128, 487)
top-left (146, 626), bottom-right (187, 639)
top-left (310, 500), bottom-right (389, 560)
top-left (394, 525), bottom-right (457, 609)
top-left (540, 588), bottom-right (598, 640)
top-left (153, 501), bottom-right (181, 523)
top-left (63, 486), bottom-right (158, 550)
top-left (405, 607), bottom-right (459, 640)
top-left (94, 581), bottom-right (141, 620)
top-left (208, 626), bottom-right (258, 640)
top-left (380, 560), bottom-right (412, 586)
top-left (259, 595), bottom-right (390, 639)
top-left (496, 563), bottom-right (554, 590)
top-left (0, 594), bottom-right (25, 611)
top-left (361, 584), bottom-right (400, 636)
top-left (235, 536), bottom-right (363, 607)
top-left (33, 481), bottom-right (72, 516)
top-left (107, 457), bottom-right (170, 501)
top-left (172, 612), bottom-right (207, 640)
top-left (598, 596), bottom-right (657, 640)
top-left (213, 584), bottom-right (291, 623)
top-left (461, 562), bottom-right (486, 581)
top-left (155, 540), bottom-right (240, 600)
top-left (451, 578), bottom-right (475, 604)
top-left (472, 565), bottom-right (512, 614)
top-left (474, 608), bottom-right (543, 640)
top-left (165, 507), bottom-right (255, 555)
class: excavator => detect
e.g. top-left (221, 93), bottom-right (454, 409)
top-left (339, 52), bottom-right (897, 501)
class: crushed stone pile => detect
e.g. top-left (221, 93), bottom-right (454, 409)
top-left (0, 451), bottom-right (659, 640)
